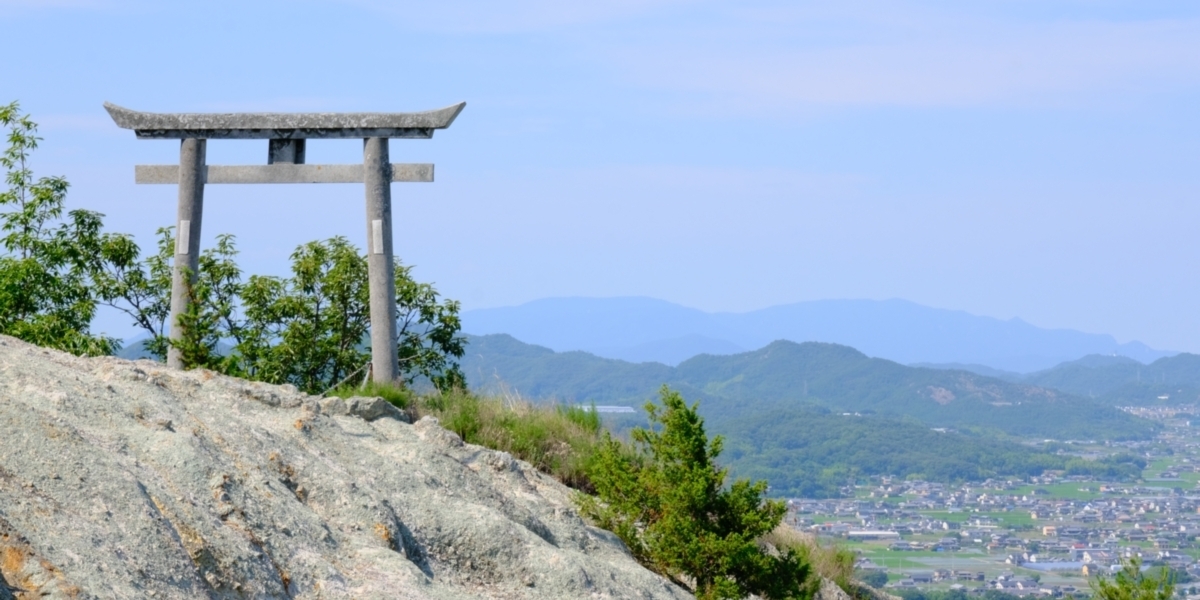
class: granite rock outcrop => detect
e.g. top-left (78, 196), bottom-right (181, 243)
top-left (0, 335), bottom-right (690, 599)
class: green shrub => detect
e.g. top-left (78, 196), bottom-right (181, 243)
top-left (858, 569), bottom-right (889, 590)
top-left (1, 101), bottom-right (139, 356)
top-left (104, 230), bottom-right (466, 394)
top-left (577, 386), bottom-right (811, 600)
top-left (557, 402), bottom-right (601, 434)
top-left (1092, 556), bottom-right (1174, 600)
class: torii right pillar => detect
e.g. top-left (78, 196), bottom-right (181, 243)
top-left (363, 137), bottom-right (398, 383)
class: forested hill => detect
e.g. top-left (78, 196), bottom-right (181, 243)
top-left (1021, 353), bottom-right (1200, 405)
top-left (919, 353), bottom-right (1200, 406)
top-left (461, 334), bottom-right (1157, 441)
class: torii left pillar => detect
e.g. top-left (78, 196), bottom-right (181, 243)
top-left (105, 101), bottom-right (466, 382)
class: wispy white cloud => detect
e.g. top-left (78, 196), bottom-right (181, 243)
top-left (607, 15), bottom-right (1200, 111)
top-left (340, 0), bottom-right (700, 34)
top-left (350, 0), bottom-right (1200, 112)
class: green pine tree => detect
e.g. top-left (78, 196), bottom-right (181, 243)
top-left (1092, 557), bottom-right (1174, 600)
top-left (579, 386), bottom-right (811, 599)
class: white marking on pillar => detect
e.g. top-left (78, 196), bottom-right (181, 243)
top-left (372, 219), bottom-right (384, 255)
top-left (177, 220), bottom-right (190, 254)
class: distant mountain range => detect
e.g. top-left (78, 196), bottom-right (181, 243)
top-left (460, 334), bottom-right (1157, 442)
top-left (461, 297), bottom-right (1174, 372)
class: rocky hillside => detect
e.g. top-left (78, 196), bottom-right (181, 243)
top-left (0, 335), bottom-right (690, 599)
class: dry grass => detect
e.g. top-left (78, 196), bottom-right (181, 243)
top-left (331, 382), bottom-right (611, 491)
top-left (763, 525), bottom-right (857, 596)
top-left (414, 388), bottom-right (605, 492)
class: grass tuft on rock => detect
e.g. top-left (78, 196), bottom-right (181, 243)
top-left (327, 380), bottom-right (414, 409)
top-left (417, 389), bottom-right (606, 492)
top-left (762, 525), bottom-right (857, 596)
top-left (332, 383), bottom-right (607, 491)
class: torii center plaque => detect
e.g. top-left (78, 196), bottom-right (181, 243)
top-left (105, 101), bottom-right (466, 382)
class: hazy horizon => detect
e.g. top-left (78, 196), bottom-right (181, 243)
top-left (458, 295), bottom-right (1178, 372)
top-left (467, 294), bottom-right (1175, 347)
top-left (6, 1), bottom-right (1200, 352)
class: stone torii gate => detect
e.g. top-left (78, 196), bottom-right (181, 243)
top-left (105, 101), bottom-right (465, 382)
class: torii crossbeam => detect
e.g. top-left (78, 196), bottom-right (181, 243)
top-left (105, 101), bottom-right (466, 383)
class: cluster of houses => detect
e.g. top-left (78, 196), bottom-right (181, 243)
top-left (882, 569), bottom-right (1082, 597)
top-left (786, 474), bottom-right (1200, 594)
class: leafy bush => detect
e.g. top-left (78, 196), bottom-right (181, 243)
top-left (578, 386), bottom-right (811, 600)
top-left (104, 230), bottom-right (465, 394)
top-left (0, 101), bottom-right (139, 356)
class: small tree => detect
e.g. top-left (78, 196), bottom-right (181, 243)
top-left (394, 261), bottom-right (466, 391)
top-left (96, 226), bottom-right (240, 368)
top-left (106, 232), bottom-right (466, 394)
top-left (237, 236), bottom-right (371, 391)
top-left (1092, 556), bottom-right (1174, 600)
top-left (172, 232), bottom-right (244, 372)
top-left (0, 101), bottom-right (138, 356)
top-left (237, 236), bottom-right (466, 392)
top-left (95, 226), bottom-right (173, 357)
top-left (579, 386), bottom-right (811, 599)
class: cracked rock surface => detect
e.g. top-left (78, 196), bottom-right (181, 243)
top-left (0, 335), bottom-right (690, 599)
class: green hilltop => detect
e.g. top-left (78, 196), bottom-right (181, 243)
top-left (462, 334), bottom-right (1157, 441)
top-left (1022, 352), bottom-right (1200, 405)
top-left (460, 334), bottom-right (1158, 498)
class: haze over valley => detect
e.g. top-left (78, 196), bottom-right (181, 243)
top-left (461, 297), bottom-right (1175, 372)
top-left (456, 298), bottom-right (1200, 500)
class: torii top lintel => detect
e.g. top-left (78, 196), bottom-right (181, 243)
top-left (103, 102), bottom-right (466, 140)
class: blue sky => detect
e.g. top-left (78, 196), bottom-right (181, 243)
top-left (3, 0), bottom-right (1200, 352)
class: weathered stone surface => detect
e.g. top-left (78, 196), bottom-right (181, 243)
top-left (348, 396), bottom-right (408, 423)
top-left (134, 164), bottom-right (435, 185)
top-left (817, 578), bottom-right (853, 600)
top-left (104, 102), bottom-right (466, 139)
top-left (0, 335), bottom-right (689, 599)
